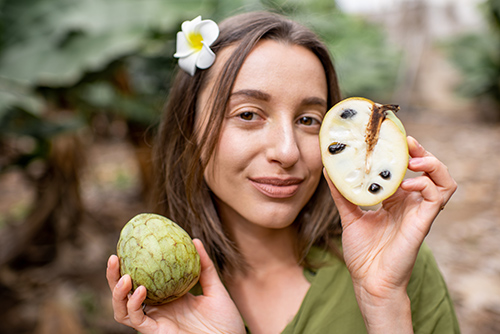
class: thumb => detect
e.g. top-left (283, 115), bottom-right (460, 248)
top-left (323, 168), bottom-right (362, 223)
top-left (192, 239), bottom-right (229, 298)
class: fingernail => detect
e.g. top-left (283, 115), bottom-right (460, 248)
top-left (409, 158), bottom-right (423, 167)
top-left (402, 178), bottom-right (415, 187)
top-left (134, 286), bottom-right (144, 295)
top-left (116, 276), bottom-right (124, 288)
top-left (132, 286), bottom-right (145, 299)
top-left (107, 255), bottom-right (114, 268)
top-left (410, 136), bottom-right (423, 149)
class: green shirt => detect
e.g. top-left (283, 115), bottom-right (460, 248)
top-left (278, 243), bottom-right (460, 334)
top-left (190, 243), bottom-right (460, 333)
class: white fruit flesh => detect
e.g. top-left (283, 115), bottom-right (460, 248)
top-left (319, 98), bottom-right (408, 206)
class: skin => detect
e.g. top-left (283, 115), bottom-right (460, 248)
top-left (107, 240), bottom-right (245, 333)
top-left (328, 135), bottom-right (457, 333)
top-left (106, 40), bottom-right (458, 334)
top-left (202, 40), bottom-right (327, 231)
top-left (202, 40), bottom-right (328, 333)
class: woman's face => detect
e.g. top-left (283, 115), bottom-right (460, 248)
top-left (198, 39), bottom-right (328, 231)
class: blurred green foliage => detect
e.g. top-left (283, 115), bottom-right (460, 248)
top-left (0, 4), bottom-right (402, 331)
top-left (445, 0), bottom-right (500, 118)
top-left (0, 0), bottom-right (401, 173)
top-left (270, 0), bottom-right (401, 100)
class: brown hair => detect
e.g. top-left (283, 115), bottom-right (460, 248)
top-left (152, 11), bottom-right (342, 279)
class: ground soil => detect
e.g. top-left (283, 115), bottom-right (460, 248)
top-left (398, 46), bottom-right (500, 334)
top-left (402, 109), bottom-right (500, 334)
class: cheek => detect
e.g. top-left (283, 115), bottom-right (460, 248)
top-left (301, 136), bottom-right (323, 173)
top-left (204, 126), bottom-right (253, 185)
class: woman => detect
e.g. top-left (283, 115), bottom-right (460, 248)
top-left (106, 11), bottom-right (459, 333)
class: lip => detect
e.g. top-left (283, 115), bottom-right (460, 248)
top-left (249, 177), bottom-right (303, 199)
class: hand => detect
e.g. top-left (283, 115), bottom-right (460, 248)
top-left (324, 136), bottom-right (457, 332)
top-left (106, 239), bottom-right (245, 334)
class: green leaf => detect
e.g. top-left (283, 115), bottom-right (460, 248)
top-left (0, 88), bottom-right (43, 118)
top-left (0, 0), bottom-right (213, 87)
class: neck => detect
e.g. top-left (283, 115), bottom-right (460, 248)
top-left (223, 216), bottom-right (300, 279)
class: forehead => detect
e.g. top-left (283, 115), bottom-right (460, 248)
top-left (196, 39), bottom-right (327, 121)
top-left (232, 39), bottom-right (326, 93)
top-left (203, 38), bottom-right (326, 91)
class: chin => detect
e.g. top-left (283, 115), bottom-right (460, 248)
top-left (247, 203), bottom-right (303, 229)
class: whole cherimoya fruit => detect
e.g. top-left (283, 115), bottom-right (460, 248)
top-left (319, 97), bottom-right (408, 207)
top-left (117, 213), bottom-right (201, 305)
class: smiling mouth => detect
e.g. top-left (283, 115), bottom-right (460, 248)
top-left (249, 177), bottom-right (303, 199)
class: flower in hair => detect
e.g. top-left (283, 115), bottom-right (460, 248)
top-left (173, 16), bottom-right (219, 76)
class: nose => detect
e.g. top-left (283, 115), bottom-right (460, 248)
top-left (265, 121), bottom-right (300, 169)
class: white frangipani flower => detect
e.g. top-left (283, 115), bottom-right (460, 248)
top-left (174, 16), bottom-right (219, 76)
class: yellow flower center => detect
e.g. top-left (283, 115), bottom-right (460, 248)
top-left (187, 32), bottom-right (203, 51)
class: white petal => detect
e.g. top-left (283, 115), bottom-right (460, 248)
top-left (178, 52), bottom-right (199, 76)
top-left (196, 42), bottom-right (216, 70)
top-left (173, 31), bottom-right (195, 58)
top-left (175, 16), bottom-right (219, 75)
top-left (181, 16), bottom-right (201, 35)
top-left (196, 20), bottom-right (219, 47)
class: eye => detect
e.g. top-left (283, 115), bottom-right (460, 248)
top-left (298, 116), bottom-right (320, 126)
top-left (239, 111), bottom-right (256, 121)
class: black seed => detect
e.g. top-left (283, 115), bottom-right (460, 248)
top-left (340, 108), bottom-right (357, 119)
top-left (380, 170), bottom-right (391, 179)
top-left (368, 183), bottom-right (382, 194)
top-left (328, 143), bottom-right (346, 155)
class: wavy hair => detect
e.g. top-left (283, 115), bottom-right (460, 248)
top-left (152, 11), bottom-right (343, 279)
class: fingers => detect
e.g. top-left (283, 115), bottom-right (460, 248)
top-left (115, 278), bottom-right (156, 330)
top-left (126, 286), bottom-right (150, 327)
top-left (401, 176), bottom-right (441, 210)
top-left (106, 255), bottom-right (132, 322)
top-left (407, 135), bottom-right (428, 158)
top-left (107, 256), bottom-right (154, 330)
top-left (406, 136), bottom-right (457, 204)
top-left (107, 255), bottom-right (130, 323)
top-left (193, 239), bottom-right (229, 298)
top-left (408, 156), bottom-right (456, 199)
top-left (323, 168), bottom-right (362, 224)
top-left (111, 274), bottom-right (134, 322)
top-left (106, 255), bottom-right (121, 291)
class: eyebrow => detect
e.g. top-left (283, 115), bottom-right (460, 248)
top-left (230, 89), bottom-right (327, 107)
top-left (302, 96), bottom-right (327, 108)
top-left (230, 89), bottom-right (271, 101)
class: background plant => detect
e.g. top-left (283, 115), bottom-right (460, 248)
top-left (0, 1), bottom-right (402, 332)
top-left (445, 0), bottom-right (500, 121)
